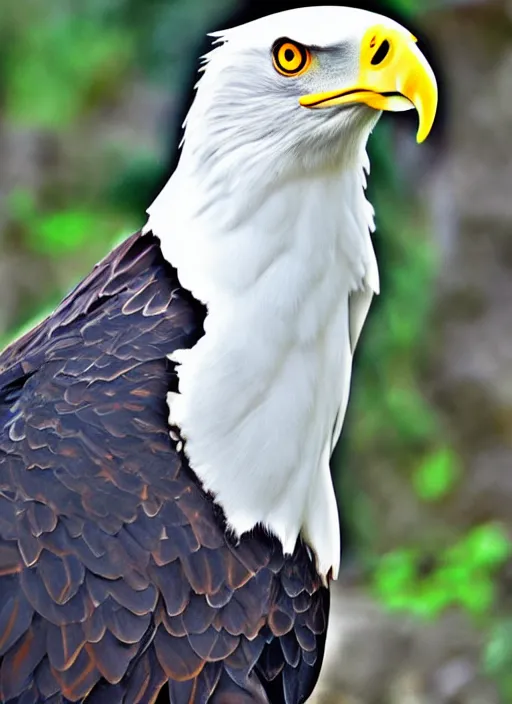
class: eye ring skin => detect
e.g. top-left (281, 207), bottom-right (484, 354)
top-left (272, 39), bottom-right (312, 77)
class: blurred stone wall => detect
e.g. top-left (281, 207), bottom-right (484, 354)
top-left (312, 587), bottom-right (498, 704)
top-left (426, 0), bottom-right (512, 538)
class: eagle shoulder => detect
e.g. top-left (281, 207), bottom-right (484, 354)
top-left (0, 231), bottom-right (328, 703)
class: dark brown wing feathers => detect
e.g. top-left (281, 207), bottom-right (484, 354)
top-left (0, 231), bottom-right (329, 703)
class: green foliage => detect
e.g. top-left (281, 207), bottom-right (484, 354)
top-left (462, 524), bottom-right (511, 569)
top-left (382, 0), bottom-right (434, 18)
top-left (0, 0), bottom-right (238, 348)
top-left (484, 620), bottom-right (512, 701)
top-left (412, 447), bottom-right (461, 502)
top-left (7, 189), bottom-right (136, 259)
top-left (4, 4), bottom-right (133, 129)
top-left (382, 0), bottom-right (418, 18)
top-left (1, 187), bottom-right (137, 348)
top-left (373, 523), bottom-right (510, 621)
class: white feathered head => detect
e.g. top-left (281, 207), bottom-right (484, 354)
top-left (181, 6), bottom-right (437, 189)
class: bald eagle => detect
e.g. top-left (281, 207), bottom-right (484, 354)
top-left (0, 7), bottom-right (437, 703)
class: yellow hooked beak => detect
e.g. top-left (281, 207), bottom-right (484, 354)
top-left (299, 25), bottom-right (438, 143)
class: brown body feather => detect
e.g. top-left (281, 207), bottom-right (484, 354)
top-left (0, 231), bottom-right (329, 703)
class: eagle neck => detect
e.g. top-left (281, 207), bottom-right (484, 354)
top-left (145, 155), bottom-right (377, 580)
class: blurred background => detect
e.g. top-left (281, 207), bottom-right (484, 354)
top-left (0, 0), bottom-right (510, 701)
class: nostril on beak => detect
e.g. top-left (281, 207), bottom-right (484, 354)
top-left (371, 39), bottom-right (390, 66)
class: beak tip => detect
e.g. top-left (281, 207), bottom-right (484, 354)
top-left (415, 98), bottom-right (437, 144)
top-left (416, 110), bottom-right (436, 144)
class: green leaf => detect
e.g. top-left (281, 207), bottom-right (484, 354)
top-left (33, 210), bottom-right (95, 254)
top-left (456, 575), bottom-right (495, 616)
top-left (434, 562), bottom-right (474, 589)
top-left (383, 385), bottom-right (438, 443)
top-left (373, 549), bottom-right (417, 597)
top-left (463, 524), bottom-right (511, 569)
top-left (412, 448), bottom-right (460, 501)
top-left (484, 621), bottom-right (512, 674)
top-left (21, 206), bottom-right (136, 258)
top-left (407, 588), bottom-right (450, 620)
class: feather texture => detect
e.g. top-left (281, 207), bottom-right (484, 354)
top-left (0, 231), bottom-right (328, 703)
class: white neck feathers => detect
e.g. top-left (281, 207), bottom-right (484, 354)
top-left (146, 149), bottom-right (378, 581)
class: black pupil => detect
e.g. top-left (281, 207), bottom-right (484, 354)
top-left (371, 39), bottom-right (390, 66)
top-left (284, 48), bottom-right (296, 63)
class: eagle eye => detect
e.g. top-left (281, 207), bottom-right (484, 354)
top-left (272, 38), bottom-right (311, 77)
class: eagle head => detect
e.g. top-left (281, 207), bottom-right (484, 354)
top-left (179, 5), bottom-right (437, 191)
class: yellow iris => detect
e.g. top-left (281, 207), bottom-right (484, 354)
top-left (273, 40), bottom-right (311, 77)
